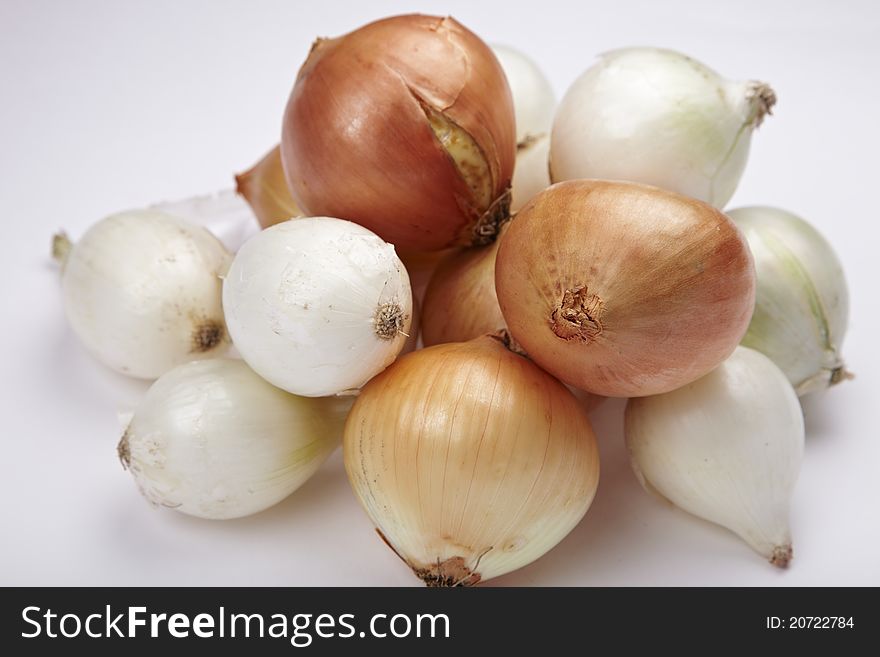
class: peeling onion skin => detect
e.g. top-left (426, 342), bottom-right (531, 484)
top-left (495, 180), bottom-right (756, 397)
top-left (282, 14), bottom-right (516, 251)
top-left (343, 335), bottom-right (600, 586)
top-left (422, 238), bottom-right (506, 346)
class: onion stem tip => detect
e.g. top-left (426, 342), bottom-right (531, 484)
top-left (770, 544), bottom-right (793, 569)
top-left (551, 286), bottom-right (604, 342)
top-left (52, 231), bottom-right (73, 267)
top-left (374, 303), bottom-right (405, 340)
top-left (414, 556), bottom-right (482, 587)
top-left (747, 81), bottom-right (777, 128)
top-left (830, 366), bottom-right (855, 386)
top-left (117, 430), bottom-right (131, 471)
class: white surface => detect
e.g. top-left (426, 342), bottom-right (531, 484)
top-left (1, 0), bottom-right (878, 586)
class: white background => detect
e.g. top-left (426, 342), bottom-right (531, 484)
top-left (1, 0), bottom-right (878, 586)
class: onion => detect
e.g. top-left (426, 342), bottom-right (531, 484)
top-left (223, 217), bottom-right (412, 397)
top-left (120, 359), bottom-right (350, 519)
top-left (281, 14), bottom-right (516, 251)
top-left (495, 180), bottom-right (756, 397)
top-left (626, 346), bottom-right (804, 567)
top-left (550, 48), bottom-right (775, 208)
top-left (421, 237), bottom-right (505, 347)
top-left (343, 334), bottom-right (600, 586)
top-left (727, 206), bottom-right (850, 395)
top-left (54, 210), bottom-right (231, 379)
top-left (235, 145), bottom-right (301, 229)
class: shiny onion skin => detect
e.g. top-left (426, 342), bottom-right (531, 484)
top-left (282, 15), bottom-right (516, 251)
top-left (421, 238), bottom-right (505, 346)
top-left (343, 335), bottom-right (599, 586)
top-left (495, 180), bottom-right (756, 397)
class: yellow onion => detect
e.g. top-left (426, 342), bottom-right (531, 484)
top-left (234, 145), bottom-right (301, 228)
top-left (344, 334), bottom-right (600, 586)
top-left (422, 237), bottom-right (505, 347)
top-left (281, 14), bottom-right (516, 251)
top-left (495, 180), bottom-right (756, 397)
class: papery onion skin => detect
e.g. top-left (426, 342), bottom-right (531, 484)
top-left (550, 48), bottom-right (775, 208)
top-left (727, 206), bottom-right (850, 396)
top-left (235, 145), bottom-right (302, 229)
top-left (422, 238), bottom-right (506, 346)
top-left (58, 210), bottom-right (231, 379)
top-left (120, 359), bottom-right (348, 520)
top-left (281, 14), bottom-right (516, 251)
top-left (495, 180), bottom-right (756, 397)
top-left (343, 335), bottom-right (600, 586)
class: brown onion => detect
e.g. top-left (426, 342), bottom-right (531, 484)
top-left (235, 146), bottom-right (301, 228)
top-left (422, 237), bottom-right (505, 346)
top-left (495, 180), bottom-right (756, 397)
top-left (281, 15), bottom-right (516, 251)
top-left (343, 334), bottom-right (599, 586)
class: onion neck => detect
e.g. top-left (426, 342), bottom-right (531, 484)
top-left (52, 231), bottom-right (72, 269)
top-left (551, 286), bottom-right (605, 343)
top-left (744, 81), bottom-right (776, 127)
top-left (471, 187), bottom-right (512, 246)
top-left (117, 428), bottom-right (131, 470)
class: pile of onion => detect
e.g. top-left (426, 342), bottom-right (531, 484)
top-left (48, 8), bottom-right (855, 586)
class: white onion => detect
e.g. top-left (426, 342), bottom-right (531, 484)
top-left (56, 210), bottom-right (231, 379)
top-left (491, 45), bottom-right (556, 145)
top-left (120, 359), bottom-right (349, 519)
top-left (550, 47), bottom-right (775, 208)
top-left (492, 44), bottom-right (556, 212)
top-left (223, 217), bottom-right (413, 397)
top-left (727, 206), bottom-right (850, 395)
top-left (625, 346), bottom-right (804, 567)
